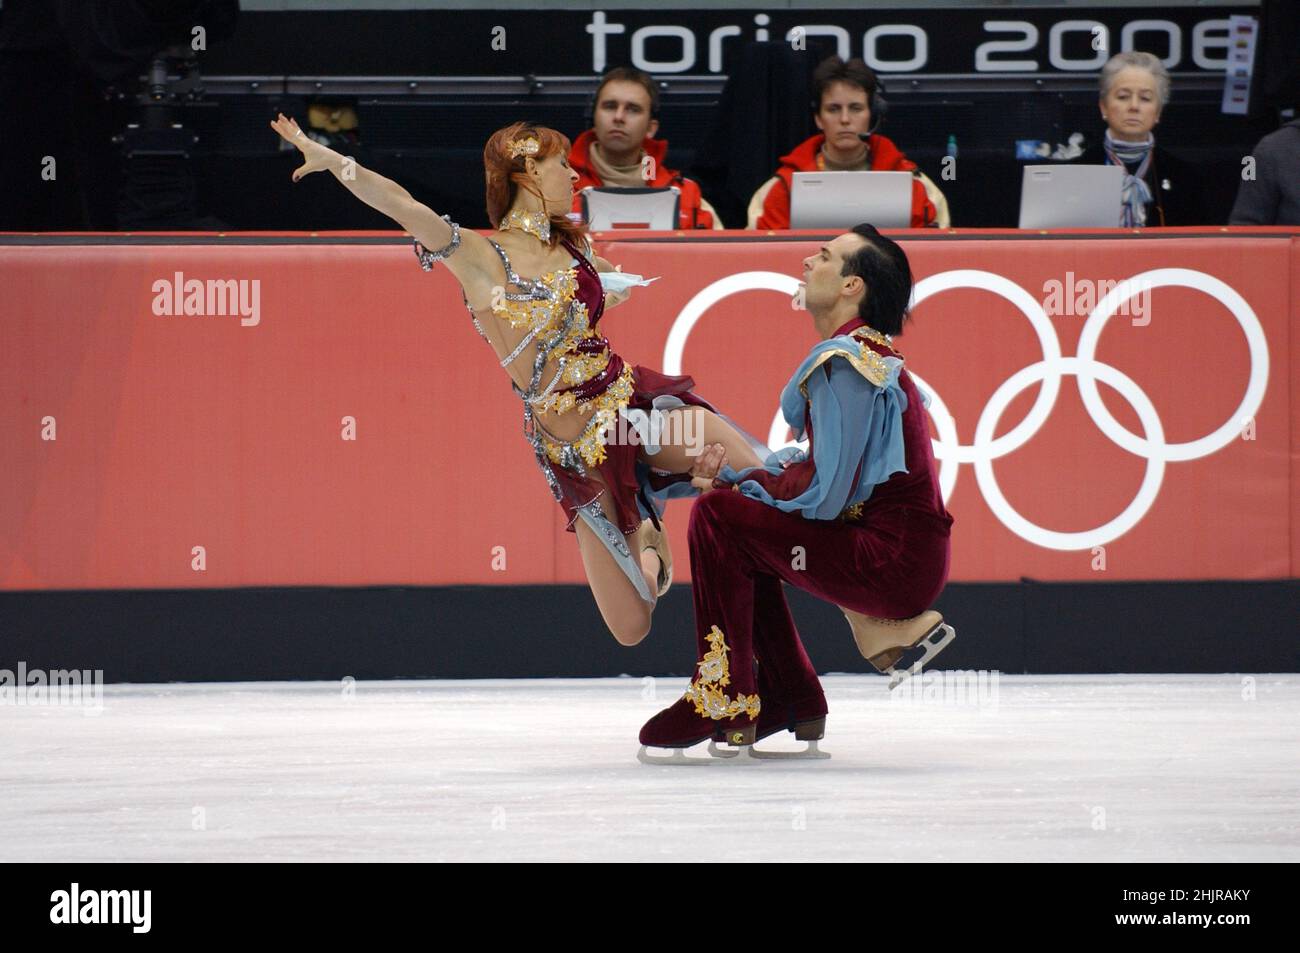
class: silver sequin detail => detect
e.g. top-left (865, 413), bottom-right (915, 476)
top-left (412, 214), bottom-right (461, 269)
top-left (573, 498), bottom-right (649, 603)
top-left (528, 358), bottom-right (567, 405)
top-left (499, 325), bottom-right (542, 368)
top-left (576, 497), bottom-right (633, 561)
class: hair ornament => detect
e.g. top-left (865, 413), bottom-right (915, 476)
top-left (507, 137), bottom-right (541, 159)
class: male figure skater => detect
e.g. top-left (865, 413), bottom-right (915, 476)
top-left (639, 224), bottom-right (955, 762)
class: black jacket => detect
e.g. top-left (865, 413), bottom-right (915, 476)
top-left (1229, 119), bottom-right (1300, 225)
top-left (1075, 140), bottom-right (1205, 226)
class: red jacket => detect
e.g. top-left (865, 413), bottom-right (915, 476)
top-left (757, 133), bottom-right (936, 229)
top-left (568, 128), bottom-right (714, 229)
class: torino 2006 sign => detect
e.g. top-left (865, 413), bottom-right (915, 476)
top-left (583, 7), bottom-right (1249, 75)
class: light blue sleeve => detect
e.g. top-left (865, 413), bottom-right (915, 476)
top-left (809, 358), bottom-right (877, 519)
top-left (718, 353), bottom-right (909, 520)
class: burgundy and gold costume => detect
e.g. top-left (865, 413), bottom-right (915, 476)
top-left (413, 215), bottom-right (714, 603)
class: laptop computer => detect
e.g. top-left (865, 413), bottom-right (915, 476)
top-left (1018, 164), bottom-right (1126, 228)
top-left (790, 170), bottom-right (914, 229)
top-left (579, 186), bottom-right (681, 230)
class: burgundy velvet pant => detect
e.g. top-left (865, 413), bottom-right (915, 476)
top-left (686, 488), bottom-right (952, 712)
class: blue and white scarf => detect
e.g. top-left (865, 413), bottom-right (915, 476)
top-left (1103, 130), bottom-right (1155, 227)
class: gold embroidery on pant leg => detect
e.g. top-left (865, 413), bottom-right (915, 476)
top-left (685, 625), bottom-right (761, 720)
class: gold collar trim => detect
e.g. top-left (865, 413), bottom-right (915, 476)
top-left (498, 209), bottom-right (551, 243)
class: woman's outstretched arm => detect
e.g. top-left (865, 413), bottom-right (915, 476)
top-left (269, 112), bottom-right (497, 299)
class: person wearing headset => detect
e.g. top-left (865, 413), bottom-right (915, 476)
top-left (750, 55), bottom-right (944, 230)
top-left (568, 66), bottom-right (723, 229)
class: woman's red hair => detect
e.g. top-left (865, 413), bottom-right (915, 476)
top-left (484, 122), bottom-right (589, 251)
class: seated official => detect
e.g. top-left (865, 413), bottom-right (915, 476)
top-left (1073, 51), bottom-right (1203, 226)
top-left (750, 56), bottom-right (945, 229)
top-left (569, 66), bottom-right (722, 230)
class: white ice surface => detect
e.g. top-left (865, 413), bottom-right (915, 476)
top-left (2, 674), bottom-right (1297, 862)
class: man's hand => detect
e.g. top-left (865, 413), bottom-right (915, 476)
top-left (690, 442), bottom-right (729, 492)
top-left (270, 112), bottom-right (337, 182)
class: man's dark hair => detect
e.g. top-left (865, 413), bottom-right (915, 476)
top-left (840, 223), bottom-right (912, 335)
top-left (812, 56), bottom-right (879, 112)
top-left (592, 67), bottom-right (660, 121)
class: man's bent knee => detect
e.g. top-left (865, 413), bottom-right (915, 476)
top-left (688, 488), bottom-right (748, 539)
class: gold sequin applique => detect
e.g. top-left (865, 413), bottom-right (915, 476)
top-left (685, 625), bottom-right (761, 721)
top-left (533, 351), bottom-right (613, 415)
top-left (492, 268), bottom-right (579, 332)
top-left (562, 351), bottom-right (612, 387)
top-left (850, 325), bottom-right (900, 355)
top-left (539, 364), bottom-right (634, 466)
top-left (797, 340), bottom-right (896, 399)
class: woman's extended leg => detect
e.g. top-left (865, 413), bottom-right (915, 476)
top-left (639, 406), bottom-right (766, 476)
top-left (575, 407), bottom-right (767, 647)
top-left (572, 475), bottom-right (661, 647)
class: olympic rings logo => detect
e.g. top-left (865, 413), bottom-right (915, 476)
top-left (662, 268), bottom-right (1269, 552)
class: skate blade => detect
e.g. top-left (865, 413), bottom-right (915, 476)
top-left (887, 623), bottom-right (956, 691)
top-left (637, 743), bottom-right (756, 766)
top-left (746, 739), bottom-right (831, 760)
top-left (709, 739), bottom-right (830, 760)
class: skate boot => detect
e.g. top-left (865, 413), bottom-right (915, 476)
top-left (710, 664), bottom-right (829, 760)
top-left (637, 695), bottom-right (756, 764)
top-left (839, 607), bottom-right (956, 690)
top-left (756, 693), bottom-right (827, 744)
top-left (637, 625), bottom-right (759, 765)
top-left (638, 518), bottom-right (672, 597)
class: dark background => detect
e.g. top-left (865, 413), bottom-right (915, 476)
top-left (3, 581), bottom-right (1296, 681)
top-left (1, 1), bottom-right (1296, 231)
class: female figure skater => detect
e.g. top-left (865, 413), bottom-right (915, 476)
top-left (270, 114), bottom-right (764, 645)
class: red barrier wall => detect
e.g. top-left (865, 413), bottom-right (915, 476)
top-left (2, 229), bottom-right (1296, 590)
